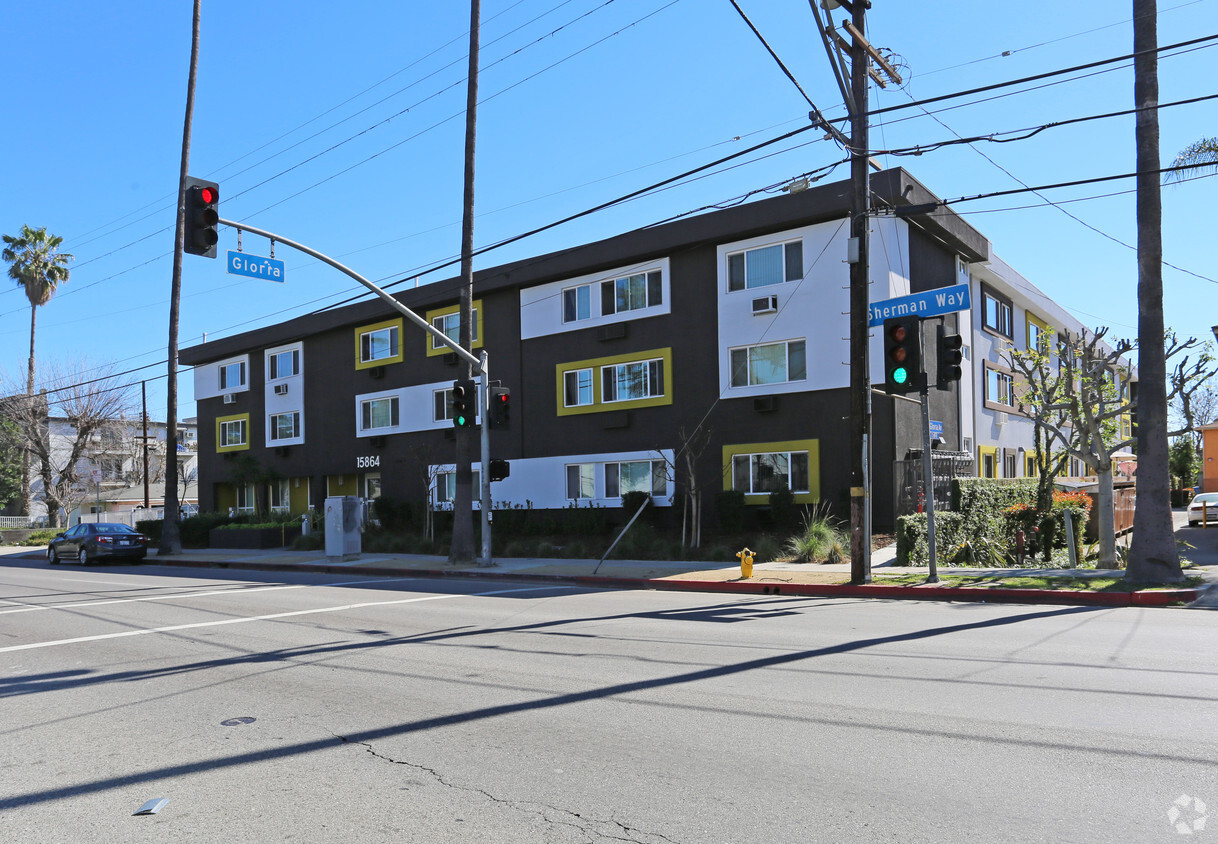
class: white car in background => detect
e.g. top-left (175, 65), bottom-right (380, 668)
top-left (1187, 492), bottom-right (1218, 526)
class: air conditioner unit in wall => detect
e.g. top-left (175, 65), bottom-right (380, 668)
top-left (994, 411), bottom-right (1007, 428)
top-left (222, 393), bottom-right (236, 404)
top-left (751, 295), bottom-right (779, 315)
top-left (273, 383), bottom-right (289, 395)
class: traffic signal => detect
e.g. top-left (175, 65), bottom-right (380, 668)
top-left (882, 315), bottom-right (922, 394)
top-left (451, 379), bottom-right (476, 428)
top-left (488, 385), bottom-right (511, 429)
top-left (936, 324), bottom-right (964, 386)
top-left (489, 459), bottom-right (510, 482)
top-left (184, 176), bottom-right (220, 258)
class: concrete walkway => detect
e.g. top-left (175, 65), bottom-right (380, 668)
top-left (8, 517), bottom-right (1216, 608)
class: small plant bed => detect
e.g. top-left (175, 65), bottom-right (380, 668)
top-left (877, 573), bottom-right (1203, 592)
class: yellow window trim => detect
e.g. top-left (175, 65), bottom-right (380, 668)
top-left (555, 348), bottom-right (673, 416)
top-left (425, 301), bottom-right (483, 357)
top-left (354, 317), bottom-right (405, 370)
top-left (216, 413), bottom-right (251, 453)
top-left (1026, 311), bottom-right (1050, 351)
top-left (721, 439), bottom-right (820, 503)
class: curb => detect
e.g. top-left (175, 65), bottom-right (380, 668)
top-left (149, 557), bottom-right (1200, 608)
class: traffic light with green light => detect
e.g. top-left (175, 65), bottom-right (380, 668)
top-left (883, 316), bottom-right (922, 394)
top-left (451, 379), bottom-right (476, 428)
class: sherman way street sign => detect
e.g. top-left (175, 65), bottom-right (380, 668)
top-left (227, 251), bottom-right (285, 283)
top-left (868, 283), bottom-right (970, 327)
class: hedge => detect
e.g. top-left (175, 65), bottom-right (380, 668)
top-left (896, 478), bottom-right (1037, 566)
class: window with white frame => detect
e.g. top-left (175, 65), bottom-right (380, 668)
top-left (729, 340), bottom-right (806, 387)
top-left (360, 396), bottom-right (399, 431)
top-left (269, 479), bottom-right (291, 512)
top-left (431, 310), bottom-right (478, 350)
top-left (564, 369), bottom-right (594, 407)
top-left (433, 388), bottom-right (455, 422)
top-left (435, 470), bottom-right (479, 503)
top-left (731, 451), bottom-right (810, 495)
top-left (219, 361), bottom-right (246, 390)
top-left (360, 325), bottom-right (400, 363)
top-left (220, 418), bottom-right (247, 447)
top-left (982, 287), bottom-right (1012, 337)
top-left (605, 460), bottom-right (665, 498)
top-left (602, 359), bottom-right (664, 402)
top-left (566, 463), bottom-right (594, 499)
top-left (268, 349), bottom-right (299, 380)
top-left (562, 285), bottom-right (592, 323)
top-left (986, 367), bottom-right (1014, 407)
top-left (269, 411), bottom-right (300, 441)
top-left (235, 483), bottom-right (255, 512)
top-left (727, 240), bottom-right (803, 291)
top-left (603, 270), bottom-right (662, 315)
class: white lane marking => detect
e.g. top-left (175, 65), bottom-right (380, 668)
top-left (0, 576), bottom-right (438, 615)
top-left (0, 586), bottom-right (565, 654)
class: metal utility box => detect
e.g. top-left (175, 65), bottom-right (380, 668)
top-left (324, 495), bottom-right (362, 560)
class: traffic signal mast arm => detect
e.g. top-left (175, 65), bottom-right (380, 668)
top-left (216, 216), bottom-right (483, 373)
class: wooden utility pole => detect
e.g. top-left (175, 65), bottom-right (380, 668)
top-left (847, 0), bottom-right (872, 584)
top-left (450, 0), bottom-right (481, 563)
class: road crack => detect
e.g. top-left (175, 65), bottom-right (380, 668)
top-left (331, 733), bottom-right (678, 842)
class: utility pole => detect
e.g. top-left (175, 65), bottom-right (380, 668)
top-left (847, 0), bottom-right (872, 584)
top-left (451, 0), bottom-right (481, 564)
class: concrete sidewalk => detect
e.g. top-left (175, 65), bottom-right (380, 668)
top-left (6, 528), bottom-right (1209, 607)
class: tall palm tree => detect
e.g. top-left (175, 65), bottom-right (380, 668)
top-left (1168, 137), bottom-right (1218, 179)
top-left (2, 224), bottom-right (73, 516)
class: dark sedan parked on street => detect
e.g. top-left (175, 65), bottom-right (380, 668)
top-left (47, 523), bottom-right (150, 565)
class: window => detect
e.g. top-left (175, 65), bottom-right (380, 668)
top-left (431, 310), bottom-right (478, 350)
top-left (268, 349), bottom-right (299, 380)
top-left (269, 479), bottom-right (291, 512)
top-left (360, 325), bottom-right (400, 363)
top-left (730, 340), bottom-right (806, 387)
top-left (986, 367), bottom-right (1014, 407)
top-left (602, 359), bottom-right (664, 402)
top-left (364, 473), bottom-right (381, 501)
top-left (982, 287), bottom-right (1012, 337)
top-left (1004, 452), bottom-right (1017, 478)
top-left (1027, 319), bottom-right (1045, 354)
top-left (727, 241), bottom-right (803, 291)
top-left (731, 451), bottom-right (810, 495)
top-left (566, 464), bottom-right (595, 499)
top-left (434, 388), bottom-right (455, 422)
top-left (219, 360), bottom-right (246, 390)
top-left (564, 369), bottom-right (593, 407)
top-left (269, 412), bottom-right (300, 441)
top-left (982, 453), bottom-right (996, 478)
top-left (220, 418), bottom-right (247, 447)
top-left (602, 271), bottom-right (662, 315)
top-left (361, 397), bottom-right (399, 431)
top-left (235, 483), bottom-right (255, 512)
top-left (562, 285), bottom-right (591, 323)
top-left (605, 460), bottom-right (665, 498)
top-left (435, 471), bottom-right (479, 503)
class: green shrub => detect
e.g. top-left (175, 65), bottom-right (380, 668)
top-left (895, 511), bottom-right (971, 566)
top-left (752, 534), bottom-right (782, 564)
top-left (714, 490), bottom-right (746, 534)
top-left (179, 511), bottom-right (235, 547)
top-left (18, 529), bottom-right (61, 547)
top-left (293, 532), bottom-right (324, 551)
top-left (951, 478), bottom-right (1036, 550)
top-left (785, 503), bottom-right (847, 563)
top-left (768, 486), bottom-right (796, 530)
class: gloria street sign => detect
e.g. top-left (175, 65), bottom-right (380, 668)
top-left (227, 251), bottom-right (285, 282)
top-left (868, 283), bottom-right (970, 327)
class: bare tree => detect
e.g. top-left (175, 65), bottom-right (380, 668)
top-left (658, 425), bottom-right (713, 550)
top-left (1007, 328), bottom-right (1214, 569)
top-left (4, 362), bottom-right (136, 528)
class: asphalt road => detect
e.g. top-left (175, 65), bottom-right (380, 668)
top-left (2, 560), bottom-right (1216, 842)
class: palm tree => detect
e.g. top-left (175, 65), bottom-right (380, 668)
top-left (1168, 137), bottom-right (1218, 180)
top-left (2, 224), bottom-right (73, 516)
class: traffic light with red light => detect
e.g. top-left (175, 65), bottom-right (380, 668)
top-left (451, 379), bottom-right (476, 428)
top-left (936, 325), bottom-right (964, 387)
top-left (488, 385), bottom-right (511, 429)
top-left (184, 176), bottom-right (220, 258)
top-left (883, 316), bottom-right (922, 394)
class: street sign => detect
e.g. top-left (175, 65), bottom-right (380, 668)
top-left (929, 420), bottom-right (943, 437)
top-left (868, 283), bottom-right (970, 327)
top-left (227, 251), bottom-right (285, 282)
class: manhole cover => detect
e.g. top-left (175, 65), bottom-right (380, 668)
top-left (221, 717), bottom-right (257, 726)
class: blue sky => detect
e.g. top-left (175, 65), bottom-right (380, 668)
top-left (3, 0), bottom-right (1216, 421)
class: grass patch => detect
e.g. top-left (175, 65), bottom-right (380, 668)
top-left (878, 573), bottom-right (1203, 592)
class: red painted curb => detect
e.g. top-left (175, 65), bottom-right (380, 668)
top-left (146, 558), bottom-right (1199, 607)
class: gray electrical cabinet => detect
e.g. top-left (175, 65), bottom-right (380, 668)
top-left (324, 495), bottom-right (362, 560)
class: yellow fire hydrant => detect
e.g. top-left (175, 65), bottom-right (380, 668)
top-left (736, 547), bottom-right (755, 579)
